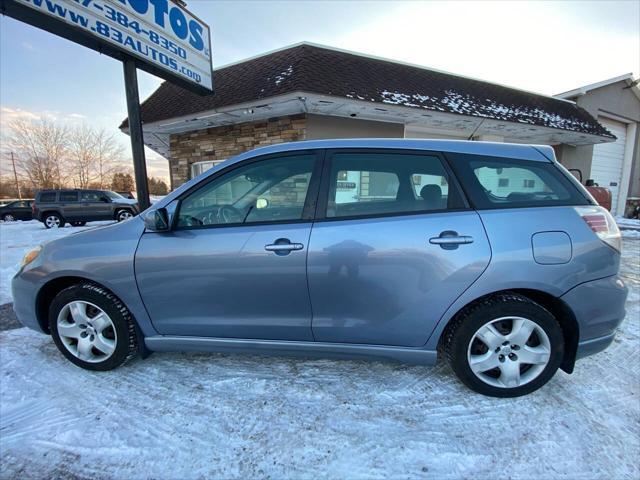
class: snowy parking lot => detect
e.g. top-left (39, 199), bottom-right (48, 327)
top-left (0, 220), bottom-right (638, 479)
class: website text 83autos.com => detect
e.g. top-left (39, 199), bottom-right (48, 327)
top-left (23, 0), bottom-right (208, 85)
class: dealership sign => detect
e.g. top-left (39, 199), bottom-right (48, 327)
top-left (2, 0), bottom-right (212, 91)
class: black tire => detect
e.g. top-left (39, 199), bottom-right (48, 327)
top-left (70, 221), bottom-right (87, 227)
top-left (116, 209), bottom-right (133, 222)
top-left (2, 213), bottom-right (15, 222)
top-left (43, 212), bottom-right (65, 229)
top-left (49, 283), bottom-right (138, 371)
top-left (442, 292), bottom-right (564, 397)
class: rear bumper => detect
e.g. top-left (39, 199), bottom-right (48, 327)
top-left (561, 274), bottom-right (628, 359)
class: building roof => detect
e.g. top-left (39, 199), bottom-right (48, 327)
top-left (123, 43), bottom-right (613, 140)
top-left (555, 73), bottom-right (639, 100)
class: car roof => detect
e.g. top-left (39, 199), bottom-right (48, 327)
top-left (232, 139), bottom-right (555, 163)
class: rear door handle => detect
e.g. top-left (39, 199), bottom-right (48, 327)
top-left (429, 231), bottom-right (474, 250)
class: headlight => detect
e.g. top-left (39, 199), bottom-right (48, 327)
top-left (20, 246), bottom-right (42, 268)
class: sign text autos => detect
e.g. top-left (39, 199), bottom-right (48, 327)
top-left (15, 0), bottom-right (212, 90)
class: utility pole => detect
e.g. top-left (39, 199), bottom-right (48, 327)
top-left (10, 152), bottom-right (22, 200)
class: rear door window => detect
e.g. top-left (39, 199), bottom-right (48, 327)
top-left (447, 153), bottom-right (589, 209)
top-left (325, 151), bottom-right (464, 218)
top-left (59, 191), bottom-right (78, 202)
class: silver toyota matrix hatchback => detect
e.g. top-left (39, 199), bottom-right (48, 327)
top-left (12, 140), bottom-right (628, 397)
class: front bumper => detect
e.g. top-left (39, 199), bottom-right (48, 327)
top-left (11, 269), bottom-right (45, 333)
top-left (561, 274), bottom-right (628, 359)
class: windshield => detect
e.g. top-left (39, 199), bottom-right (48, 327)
top-left (104, 191), bottom-right (125, 200)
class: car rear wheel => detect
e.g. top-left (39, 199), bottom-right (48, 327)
top-left (49, 283), bottom-right (138, 371)
top-left (2, 214), bottom-right (15, 222)
top-left (44, 213), bottom-right (65, 229)
top-left (116, 209), bottom-right (133, 222)
top-left (70, 221), bottom-right (87, 227)
top-left (443, 293), bottom-right (564, 397)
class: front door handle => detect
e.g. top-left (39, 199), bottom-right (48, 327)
top-left (429, 231), bottom-right (474, 250)
top-left (265, 238), bottom-right (304, 255)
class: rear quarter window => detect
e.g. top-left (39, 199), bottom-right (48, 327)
top-left (38, 192), bottom-right (57, 203)
top-left (447, 153), bottom-right (590, 209)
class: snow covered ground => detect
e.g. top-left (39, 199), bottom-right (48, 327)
top-left (0, 220), bottom-right (638, 479)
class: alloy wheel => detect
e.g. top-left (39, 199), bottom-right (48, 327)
top-left (118, 210), bottom-right (133, 221)
top-left (56, 300), bottom-right (118, 363)
top-left (467, 316), bottom-right (551, 388)
top-left (45, 215), bottom-right (61, 228)
top-left (2, 214), bottom-right (15, 222)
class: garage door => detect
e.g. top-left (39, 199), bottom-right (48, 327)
top-left (592, 117), bottom-right (627, 214)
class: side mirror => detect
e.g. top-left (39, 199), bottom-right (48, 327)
top-left (585, 179), bottom-right (596, 187)
top-left (100, 196), bottom-right (111, 203)
top-left (144, 208), bottom-right (170, 232)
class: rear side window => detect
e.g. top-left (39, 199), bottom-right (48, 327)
top-left (448, 153), bottom-right (589, 209)
top-left (38, 192), bottom-right (56, 203)
top-left (326, 152), bottom-right (463, 218)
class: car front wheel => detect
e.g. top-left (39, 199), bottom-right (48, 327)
top-left (443, 293), bottom-right (564, 397)
top-left (49, 283), bottom-right (138, 371)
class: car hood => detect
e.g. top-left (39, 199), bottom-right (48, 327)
top-left (116, 198), bottom-right (138, 206)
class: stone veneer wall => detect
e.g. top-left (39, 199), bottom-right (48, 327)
top-left (168, 114), bottom-right (307, 187)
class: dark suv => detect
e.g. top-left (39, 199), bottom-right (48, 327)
top-left (33, 189), bottom-right (140, 228)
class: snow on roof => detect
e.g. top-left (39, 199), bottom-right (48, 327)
top-left (122, 43), bottom-right (614, 139)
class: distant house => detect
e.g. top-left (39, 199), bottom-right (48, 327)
top-left (555, 74), bottom-right (640, 215)
top-left (121, 42), bottom-right (624, 206)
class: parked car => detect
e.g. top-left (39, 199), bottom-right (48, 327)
top-left (12, 140), bottom-right (628, 397)
top-left (116, 191), bottom-right (136, 200)
top-left (32, 189), bottom-right (140, 228)
top-left (0, 199), bottom-right (33, 222)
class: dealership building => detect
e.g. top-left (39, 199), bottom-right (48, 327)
top-left (121, 43), bottom-right (640, 215)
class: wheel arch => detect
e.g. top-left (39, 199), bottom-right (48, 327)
top-left (436, 288), bottom-right (579, 374)
top-left (40, 210), bottom-right (63, 221)
top-left (35, 275), bottom-right (153, 358)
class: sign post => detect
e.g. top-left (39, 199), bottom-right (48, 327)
top-left (1, 0), bottom-right (213, 207)
top-left (123, 58), bottom-right (150, 210)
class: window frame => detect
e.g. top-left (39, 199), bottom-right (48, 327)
top-left (172, 149), bottom-right (324, 231)
top-left (315, 148), bottom-right (469, 222)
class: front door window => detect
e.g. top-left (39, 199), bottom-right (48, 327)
top-left (177, 154), bottom-right (317, 228)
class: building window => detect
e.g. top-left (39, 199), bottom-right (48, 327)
top-left (523, 179), bottom-right (536, 189)
top-left (498, 178), bottom-right (510, 187)
top-left (191, 160), bottom-right (219, 179)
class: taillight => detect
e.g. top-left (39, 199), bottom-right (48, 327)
top-left (31, 202), bottom-right (36, 214)
top-left (575, 206), bottom-right (621, 252)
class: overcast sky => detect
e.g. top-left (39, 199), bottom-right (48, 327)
top-left (1, 0), bottom-right (639, 181)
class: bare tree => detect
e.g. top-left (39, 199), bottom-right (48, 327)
top-left (68, 124), bottom-right (96, 189)
top-left (93, 129), bottom-right (124, 189)
top-left (8, 119), bottom-right (68, 189)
